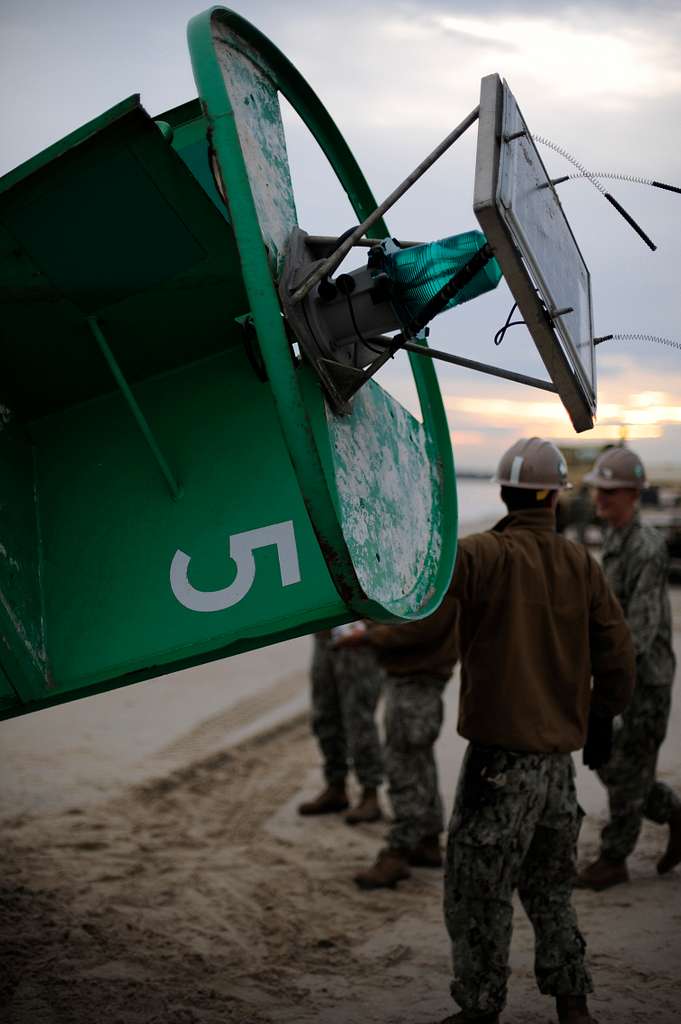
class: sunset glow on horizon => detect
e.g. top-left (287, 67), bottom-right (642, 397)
top-left (446, 391), bottom-right (681, 434)
top-left (444, 387), bottom-right (680, 455)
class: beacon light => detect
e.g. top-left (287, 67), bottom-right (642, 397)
top-left (279, 226), bottom-right (502, 412)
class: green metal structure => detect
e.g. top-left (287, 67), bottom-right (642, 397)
top-left (0, 7), bottom-right (457, 721)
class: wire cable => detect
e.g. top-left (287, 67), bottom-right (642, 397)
top-left (343, 292), bottom-right (394, 358)
top-left (551, 172), bottom-right (681, 194)
top-left (594, 332), bottom-right (681, 352)
top-left (532, 136), bottom-right (657, 250)
top-left (493, 301), bottom-right (521, 346)
top-left (533, 135), bottom-right (607, 196)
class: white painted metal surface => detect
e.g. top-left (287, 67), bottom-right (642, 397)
top-left (213, 26), bottom-right (298, 268)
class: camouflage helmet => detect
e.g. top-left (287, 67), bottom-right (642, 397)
top-left (493, 437), bottom-right (571, 491)
top-left (582, 446), bottom-right (647, 490)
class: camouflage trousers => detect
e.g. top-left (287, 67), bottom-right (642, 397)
top-left (598, 682), bottom-right (681, 861)
top-left (444, 745), bottom-right (591, 1017)
top-left (310, 637), bottom-right (384, 789)
top-left (384, 674), bottom-right (447, 851)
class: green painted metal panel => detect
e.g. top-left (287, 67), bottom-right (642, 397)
top-left (187, 6), bottom-right (458, 621)
top-left (0, 97), bottom-right (249, 420)
top-left (211, 25), bottom-right (299, 267)
top-left (0, 6), bottom-right (458, 720)
top-left (0, 663), bottom-right (20, 716)
top-left (4, 144), bottom-right (205, 311)
top-left (1, 350), bottom-right (348, 720)
top-left (29, 348), bottom-right (344, 697)
top-left (0, 417), bottom-right (50, 700)
top-left (303, 372), bottom-right (447, 617)
top-left (0, 85), bottom-right (349, 720)
top-left (155, 99), bottom-right (230, 216)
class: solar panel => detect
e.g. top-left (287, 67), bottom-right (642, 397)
top-left (474, 74), bottom-right (596, 432)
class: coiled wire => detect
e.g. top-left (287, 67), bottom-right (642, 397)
top-left (532, 138), bottom-right (681, 194)
top-left (562, 172), bottom-right (654, 186)
top-left (595, 333), bottom-right (681, 352)
top-left (532, 135), bottom-right (607, 195)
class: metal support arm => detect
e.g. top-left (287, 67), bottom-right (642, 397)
top-left (290, 106), bottom-right (481, 305)
top-left (372, 337), bottom-right (559, 394)
top-left (88, 318), bottom-right (183, 500)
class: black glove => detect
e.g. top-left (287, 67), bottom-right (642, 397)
top-left (582, 708), bottom-right (614, 770)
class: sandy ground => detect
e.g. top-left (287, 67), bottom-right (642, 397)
top-left (1, 587), bottom-right (681, 1023)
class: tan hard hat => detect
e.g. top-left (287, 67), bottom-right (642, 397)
top-left (493, 437), bottom-right (572, 490)
top-left (582, 446), bottom-right (647, 490)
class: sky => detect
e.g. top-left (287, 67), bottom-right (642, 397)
top-left (2, 0), bottom-right (680, 473)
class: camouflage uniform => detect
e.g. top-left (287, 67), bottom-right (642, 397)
top-left (310, 633), bottom-right (384, 789)
top-left (383, 673), bottom-right (447, 851)
top-left (445, 745), bottom-right (591, 1017)
top-left (597, 515), bottom-right (679, 861)
top-left (439, 506), bottom-right (634, 1017)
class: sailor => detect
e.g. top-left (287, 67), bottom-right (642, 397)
top-left (350, 606), bottom-right (458, 889)
top-left (577, 446), bottom-right (681, 890)
top-left (340, 436), bottom-right (635, 1024)
top-left (298, 628), bottom-right (385, 825)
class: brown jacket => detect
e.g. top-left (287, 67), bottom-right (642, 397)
top-left (366, 591), bottom-right (459, 681)
top-left (369, 508), bottom-right (635, 753)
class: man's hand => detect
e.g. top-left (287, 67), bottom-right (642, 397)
top-left (330, 622), bottom-right (369, 648)
top-left (582, 708), bottom-right (614, 770)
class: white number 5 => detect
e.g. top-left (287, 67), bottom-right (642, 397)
top-left (170, 520), bottom-right (301, 612)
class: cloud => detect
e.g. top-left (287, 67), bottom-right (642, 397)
top-left (430, 11), bottom-right (681, 107)
top-left (441, 376), bottom-right (681, 463)
top-left (297, 2), bottom-right (681, 140)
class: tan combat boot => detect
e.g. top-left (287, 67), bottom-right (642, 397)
top-left (345, 787), bottom-right (382, 825)
top-left (556, 994), bottom-right (597, 1022)
top-left (354, 847), bottom-right (411, 889)
top-left (407, 833), bottom-right (443, 868)
top-left (657, 804), bottom-right (681, 874)
top-left (298, 784), bottom-right (348, 816)
top-left (575, 855), bottom-right (628, 891)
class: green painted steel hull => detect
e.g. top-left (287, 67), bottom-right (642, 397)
top-left (0, 7), bottom-right (457, 720)
top-left (0, 350), bottom-right (348, 719)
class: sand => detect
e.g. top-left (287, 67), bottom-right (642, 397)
top-left (2, 595), bottom-right (681, 1024)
